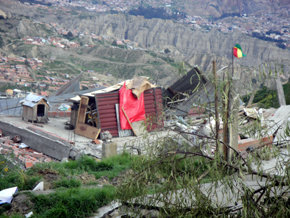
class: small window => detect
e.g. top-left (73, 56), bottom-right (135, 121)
top-left (37, 104), bottom-right (45, 117)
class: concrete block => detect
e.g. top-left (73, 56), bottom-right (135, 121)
top-left (102, 142), bottom-right (117, 158)
top-left (0, 136), bottom-right (11, 144)
top-left (0, 120), bottom-right (71, 160)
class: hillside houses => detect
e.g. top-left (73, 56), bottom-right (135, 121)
top-left (23, 37), bottom-right (80, 49)
top-left (0, 56), bottom-right (74, 96)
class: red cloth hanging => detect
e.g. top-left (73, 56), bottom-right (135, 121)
top-left (119, 83), bottom-right (145, 130)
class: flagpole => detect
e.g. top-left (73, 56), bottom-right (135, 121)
top-left (232, 47), bottom-right (234, 77)
top-left (223, 47), bottom-right (234, 161)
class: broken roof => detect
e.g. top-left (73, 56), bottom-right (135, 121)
top-left (167, 67), bottom-right (207, 99)
top-left (165, 67), bottom-right (214, 116)
top-left (20, 93), bottom-right (49, 108)
top-left (70, 77), bottom-right (156, 102)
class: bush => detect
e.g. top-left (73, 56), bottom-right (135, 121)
top-left (242, 86), bottom-right (279, 108)
top-left (0, 169), bottom-right (40, 191)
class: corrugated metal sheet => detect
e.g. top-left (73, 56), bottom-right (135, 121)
top-left (95, 88), bottom-right (163, 137)
top-left (167, 67), bottom-right (207, 99)
top-left (21, 93), bottom-right (49, 108)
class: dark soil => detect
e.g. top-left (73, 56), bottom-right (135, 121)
top-left (6, 192), bottom-right (34, 216)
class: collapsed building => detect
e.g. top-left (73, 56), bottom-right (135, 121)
top-left (0, 68), bottom-right (289, 169)
top-left (69, 77), bottom-right (163, 139)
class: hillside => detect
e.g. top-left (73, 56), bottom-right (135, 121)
top-left (28, 11), bottom-right (290, 90)
top-left (171, 0), bottom-right (289, 18)
top-left (0, 16), bottom-right (182, 88)
top-left (0, 0), bottom-right (289, 92)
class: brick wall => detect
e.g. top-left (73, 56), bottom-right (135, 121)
top-left (48, 111), bottom-right (71, 118)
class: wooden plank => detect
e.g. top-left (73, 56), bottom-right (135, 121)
top-left (77, 96), bottom-right (89, 124)
top-left (75, 123), bottom-right (101, 139)
top-left (115, 104), bottom-right (133, 137)
top-left (131, 120), bottom-right (147, 136)
top-left (121, 106), bottom-right (137, 136)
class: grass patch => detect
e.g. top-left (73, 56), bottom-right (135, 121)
top-left (0, 154), bottom-right (135, 216)
top-left (0, 169), bottom-right (40, 191)
top-left (0, 155), bottom-right (40, 191)
top-left (1, 153), bottom-right (135, 192)
top-left (30, 153), bottom-right (135, 181)
top-left (53, 178), bottom-right (81, 189)
top-left (93, 153), bottom-right (134, 179)
top-left (32, 186), bottom-right (116, 218)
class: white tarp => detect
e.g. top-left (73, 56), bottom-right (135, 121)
top-left (263, 105), bottom-right (290, 143)
top-left (0, 186), bottom-right (18, 204)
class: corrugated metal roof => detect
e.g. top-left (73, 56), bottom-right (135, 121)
top-left (167, 67), bottom-right (207, 99)
top-left (21, 93), bottom-right (49, 108)
top-left (95, 88), bottom-right (163, 137)
top-left (71, 77), bottom-right (156, 100)
top-left (175, 82), bottom-right (215, 116)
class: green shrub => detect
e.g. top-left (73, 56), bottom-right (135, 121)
top-left (0, 169), bottom-right (40, 191)
top-left (242, 86), bottom-right (279, 108)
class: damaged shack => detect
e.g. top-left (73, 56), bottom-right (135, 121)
top-left (21, 93), bottom-right (50, 123)
top-left (70, 77), bottom-right (163, 139)
top-left (165, 67), bottom-right (214, 116)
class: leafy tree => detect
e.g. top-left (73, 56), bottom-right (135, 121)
top-left (117, 64), bottom-right (289, 217)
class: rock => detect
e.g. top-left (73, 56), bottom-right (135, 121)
top-left (12, 135), bottom-right (22, 143)
top-left (100, 131), bottom-right (113, 142)
top-left (69, 148), bottom-right (82, 160)
top-left (61, 158), bottom-right (68, 162)
top-left (0, 136), bottom-right (11, 143)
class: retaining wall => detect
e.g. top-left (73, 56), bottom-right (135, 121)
top-left (0, 120), bottom-right (71, 160)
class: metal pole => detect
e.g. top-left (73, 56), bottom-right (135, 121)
top-left (213, 60), bottom-right (220, 152)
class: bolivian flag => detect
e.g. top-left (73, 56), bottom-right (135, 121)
top-left (233, 44), bottom-right (246, 58)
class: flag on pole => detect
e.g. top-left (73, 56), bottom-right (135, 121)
top-left (233, 44), bottom-right (246, 58)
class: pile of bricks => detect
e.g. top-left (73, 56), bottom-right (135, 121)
top-left (238, 135), bottom-right (273, 152)
top-left (0, 130), bottom-right (53, 169)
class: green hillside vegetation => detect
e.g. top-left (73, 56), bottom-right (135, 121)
top-left (0, 152), bottom-right (212, 217)
top-left (0, 153), bottom-right (135, 217)
top-left (242, 82), bottom-right (290, 108)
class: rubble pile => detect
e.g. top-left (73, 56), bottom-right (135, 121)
top-left (0, 131), bottom-right (53, 168)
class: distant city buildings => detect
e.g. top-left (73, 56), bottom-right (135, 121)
top-left (24, 0), bottom-right (290, 48)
